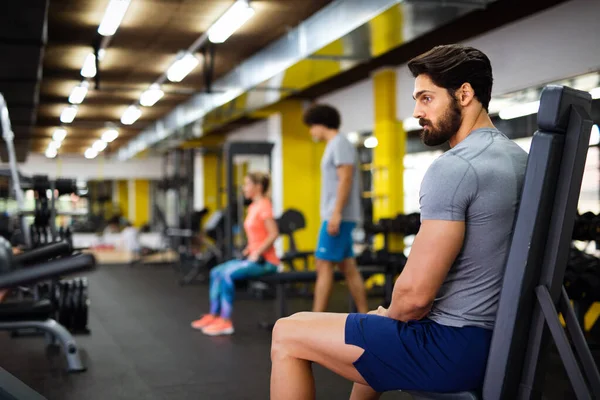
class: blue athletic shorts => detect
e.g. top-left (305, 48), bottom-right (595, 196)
top-left (345, 314), bottom-right (492, 393)
top-left (315, 221), bottom-right (356, 262)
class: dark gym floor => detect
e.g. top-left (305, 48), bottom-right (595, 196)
top-left (0, 264), bottom-right (594, 399)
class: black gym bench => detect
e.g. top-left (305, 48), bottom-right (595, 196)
top-left (256, 265), bottom-right (393, 328)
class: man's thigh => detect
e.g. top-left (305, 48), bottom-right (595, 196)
top-left (273, 312), bottom-right (368, 385)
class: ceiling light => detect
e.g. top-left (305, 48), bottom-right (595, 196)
top-left (166, 52), bottom-right (200, 83)
top-left (102, 129), bottom-right (119, 142)
top-left (84, 148), bottom-right (98, 159)
top-left (140, 84), bottom-right (164, 107)
top-left (364, 136), bottom-right (378, 149)
top-left (98, 0), bottom-right (131, 36)
top-left (93, 140), bottom-right (107, 152)
top-left (81, 53), bottom-right (97, 78)
top-left (60, 106), bottom-right (78, 124)
top-left (208, 0), bottom-right (255, 44)
top-left (499, 100), bottom-right (540, 120)
top-left (68, 81), bottom-right (89, 105)
top-left (591, 87), bottom-right (600, 100)
top-left (45, 148), bottom-right (57, 159)
top-left (52, 128), bottom-right (67, 142)
top-left (121, 105), bottom-right (141, 125)
top-left (48, 140), bottom-right (61, 150)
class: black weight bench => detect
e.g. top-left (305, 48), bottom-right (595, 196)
top-left (399, 86), bottom-right (600, 400)
top-left (256, 266), bottom-right (389, 328)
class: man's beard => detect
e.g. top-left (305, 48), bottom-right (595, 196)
top-left (419, 98), bottom-right (462, 147)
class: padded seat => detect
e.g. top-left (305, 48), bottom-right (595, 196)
top-left (280, 251), bottom-right (314, 263)
top-left (258, 266), bottom-right (387, 284)
top-left (0, 299), bottom-right (53, 322)
top-left (405, 390), bottom-right (479, 400)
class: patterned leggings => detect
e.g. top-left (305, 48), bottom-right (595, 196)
top-left (209, 259), bottom-right (277, 319)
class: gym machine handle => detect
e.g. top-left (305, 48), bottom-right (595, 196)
top-left (13, 241), bottom-right (73, 266)
top-left (0, 253), bottom-right (96, 290)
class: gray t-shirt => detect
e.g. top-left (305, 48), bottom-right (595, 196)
top-left (320, 134), bottom-right (362, 222)
top-left (420, 128), bottom-right (528, 330)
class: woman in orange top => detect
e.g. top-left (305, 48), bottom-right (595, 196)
top-left (191, 172), bottom-right (279, 336)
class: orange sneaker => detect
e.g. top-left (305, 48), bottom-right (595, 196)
top-left (202, 317), bottom-right (234, 336)
top-left (191, 314), bottom-right (218, 330)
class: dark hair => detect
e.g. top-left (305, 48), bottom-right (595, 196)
top-left (302, 104), bottom-right (341, 130)
top-left (247, 172), bottom-right (270, 194)
top-left (407, 44), bottom-right (493, 112)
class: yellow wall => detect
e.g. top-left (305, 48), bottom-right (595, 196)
top-left (133, 180), bottom-right (150, 227)
top-left (117, 180), bottom-right (128, 219)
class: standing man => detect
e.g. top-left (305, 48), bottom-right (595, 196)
top-left (302, 104), bottom-right (369, 314)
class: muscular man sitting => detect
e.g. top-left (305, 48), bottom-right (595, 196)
top-left (269, 44), bottom-right (529, 399)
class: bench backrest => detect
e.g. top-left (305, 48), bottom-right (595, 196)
top-left (482, 86), bottom-right (593, 399)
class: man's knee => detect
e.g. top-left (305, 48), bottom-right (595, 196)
top-left (271, 315), bottom-right (296, 361)
top-left (315, 259), bottom-right (335, 273)
top-left (271, 312), bottom-right (311, 355)
top-left (338, 258), bottom-right (359, 276)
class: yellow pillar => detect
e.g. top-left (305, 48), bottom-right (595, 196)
top-left (373, 68), bottom-right (405, 227)
top-left (133, 180), bottom-right (150, 228)
top-left (368, 68), bottom-right (405, 288)
top-left (203, 154), bottom-right (219, 213)
top-left (117, 180), bottom-right (128, 219)
top-left (278, 100), bottom-right (325, 264)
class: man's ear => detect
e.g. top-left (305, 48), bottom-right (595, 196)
top-left (456, 83), bottom-right (475, 106)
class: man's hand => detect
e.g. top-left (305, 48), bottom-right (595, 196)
top-left (242, 247), bottom-right (250, 257)
top-left (367, 306), bottom-right (389, 317)
top-left (327, 212), bottom-right (342, 236)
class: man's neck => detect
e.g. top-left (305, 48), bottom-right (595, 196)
top-left (324, 130), bottom-right (338, 142)
top-left (449, 108), bottom-right (495, 148)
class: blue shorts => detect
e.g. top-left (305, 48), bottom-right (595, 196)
top-left (345, 314), bottom-right (492, 393)
top-left (315, 221), bottom-right (356, 262)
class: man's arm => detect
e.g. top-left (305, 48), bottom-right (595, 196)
top-left (333, 165), bottom-right (354, 217)
top-left (386, 219), bottom-right (465, 321)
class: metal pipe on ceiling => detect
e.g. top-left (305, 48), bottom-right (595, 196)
top-left (117, 0), bottom-right (498, 160)
top-left (117, 0), bottom-right (405, 160)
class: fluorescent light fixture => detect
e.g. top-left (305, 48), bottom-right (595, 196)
top-left (166, 52), bottom-right (200, 82)
top-left (121, 105), bottom-right (141, 125)
top-left (590, 124), bottom-right (600, 146)
top-left (68, 81), bottom-right (89, 105)
top-left (45, 148), bottom-right (57, 159)
top-left (60, 106), bottom-right (78, 124)
top-left (93, 140), bottom-right (107, 152)
top-left (81, 53), bottom-right (97, 78)
top-left (403, 117), bottom-right (422, 131)
top-left (208, 0), bottom-right (255, 44)
top-left (98, 0), bottom-right (131, 36)
top-left (48, 140), bottom-right (61, 150)
top-left (102, 128), bottom-right (119, 142)
top-left (364, 136), bottom-right (378, 149)
top-left (84, 148), bottom-right (98, 159)
top-left (140, 84), bottom-right (164, 107)
top-left (591, 87), bottom-right (600, 100)
top-left (499, 100), bottom-right (540, 120)
top-left (52, 128), bottom-right (67, 142)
